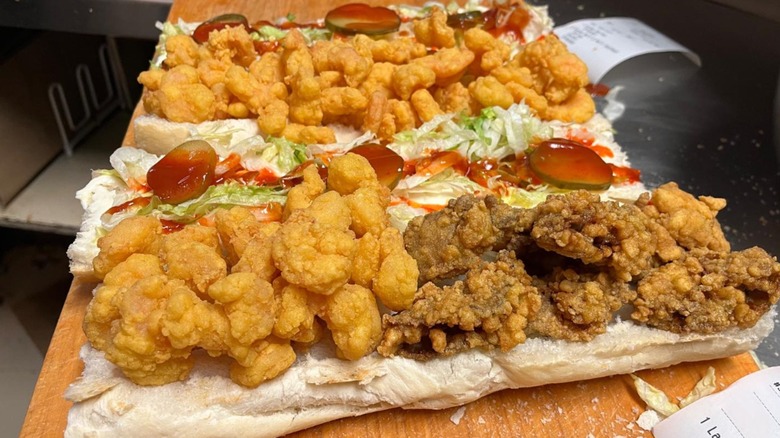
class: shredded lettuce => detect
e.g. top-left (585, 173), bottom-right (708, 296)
top-left (631, 374), bottom-right (681, 418)
top-left (392, 168), bottom-right (484, 207)
top-left (259, 137), bottom-right (309, 175)
top-left (501, 186), bottom-right (552, 208)
top-left (631, 367), bottom-right (718, 419)
top-left (251, 25), bottom-right (331, 44)
top-left (137, 182), bottom-right (287, 223)
top-left (386, 203), bottom-right (428, 231)
top-left (109, 147), bottom-right (159, 189)
top-left (679, 367), bottom-right (717, 408)
top-left (389, 103), bottom-right (552, 162)
top-left (254, 25), bottom-right (287, 40)
top-left (151, 21), bottom-right (185, 68)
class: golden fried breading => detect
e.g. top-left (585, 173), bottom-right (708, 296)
top-left (527, 267), bottom-right (634, 341)
top-left (225, 65), bottom-right (270, 111)
top-left (93, 216), bottom-right (163, 280)
top-left (281, 123), bottom-right (336, 144)
top-left (404, 194), bottom-right (535, 283)
top-left (283, 164), bottom-right (326, 219)
top-left (85, 254), bottom-right (164, 351)
top-left (229, 338), bottom-right (296, 387)
top-left (346, 184), bottom-right (390, 237)
top-left (515, 34), bottom-right (589, 104)
top-left (413, 48), bottom-right (475, 86)
top-left (351, 232), bottom-right (381, 289)
top-left (323, 284), bottom-right (382, 360)
top-left (355, 34), bottom-right (427, 65)
top-left (288, 76), bottom-right (323, 126)
top-left (464, 28), bottom-right (511, 67)
top-left (322, 86), bottom-right (369, 117)
top-left (392, 63), bottom-right (436, 101)
top-left (388, 99), bottom-right (417, 131)
top-left (208, 273), bottom-right (276, 345)
top-left (306, 190), bottom-right (353, 230)
top-left (434, 82), bottom-right (476, 115)
top-left (157, 81), bottom-right (216, 123)
top-left (161, 240), bottom-right (227, 296)
top-left (505, 81), bottom-right (548, 115)
top-left (138, 68), bottom-right (164, 91)
top-left (410, 89), bottom-right (443, 122)
top-left (164, 34), bottom-right (200, 68)
top-left (104, 275), bottom-right (195, 386)
top-left (632, 247), bottom-right (780, 333)
top-left (530, 191), bottom-right (663, 282)
top-left (204, 25), bottom-right (256, 68)
top-left (161, 282), bottom-right (232, 352)
top-left (272, 280), bottom-right (318, 341)
top-left (327, 153), bottom-right (378, 196)
top-left (197, 46), bottom-right (233, 88)
top-left (359, 62), bottom-right (397, 99)
top-left (255, 99), bottom-right (289, 136)
top-left (361, 90), bottom-right (389, 135)
top-left (412, 7), bottom-right (456, 49)
top-left (214, 206), bottom-right (265, 265)
top-left (373, 227), bottom-right (419, 311)
top-left (311, 40), bottom-right (372, 87)
top-left (636, 182), bottom-right (730, 252)
top-left (232, 223), bottom-right (281, 282)
top-left (378, 251), bottom-right (540, 359)
top-left (543, 88), bottom-right (595, 123)
top-left (249, 52), bottom-right (285, 85)
top-left (469, 76), bottom-right (514, 109)
top-left (272, 212), bottom-right (356, 295)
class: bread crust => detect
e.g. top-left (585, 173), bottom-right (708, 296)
top-left (65, 309), bottom-right (775, 437)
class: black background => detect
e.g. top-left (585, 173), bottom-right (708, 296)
top-left (539, 0), bottom-right (780, 256)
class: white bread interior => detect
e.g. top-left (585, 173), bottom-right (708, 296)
top-left (65, 309), bottom-right (775, 437)
top-left (133, 115), bottom-right (259, 156)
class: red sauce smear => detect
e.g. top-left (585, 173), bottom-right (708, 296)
top-left (160, 219), bottom-right (186, 234)
top-left (610, 164), bottom-right (641, 184)
top-left (488, 6), bottom-right (531, 42)
top-left (105, 197), bottom-right (151, 215)
top-left (586, 83), bottom-right (611, 97)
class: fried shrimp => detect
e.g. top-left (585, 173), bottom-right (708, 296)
top-left (324, 284), bottom-right (383, 360)
top-left (636, 182), bottom-right (730, 252)
top-left (93, 216), bottom-right (163, 280)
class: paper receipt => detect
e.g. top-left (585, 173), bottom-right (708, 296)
top-left (653, 366), bottom-right (780, 437)
top-left (554, 17), bottom-right (701, 84)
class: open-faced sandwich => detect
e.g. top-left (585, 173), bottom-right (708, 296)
top-left (64, 1), bottom-right (780, 437)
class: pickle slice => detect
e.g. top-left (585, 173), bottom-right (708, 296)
top-left (325, 3), bottom-right (400, 35)
top-left (528, 138), bottom-right (613, 190)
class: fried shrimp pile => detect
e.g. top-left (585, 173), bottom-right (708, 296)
top-left (84, 153), bottom-right (419, 386)
top-left (139, 7), bottom-right (595, 141)
top-left (387, 185), bottom-right (780, 356)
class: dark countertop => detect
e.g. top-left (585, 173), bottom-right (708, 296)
top-left (548, 0), bottom-right (780, 255)
top-left (544, 0), bottom-right (780, 365)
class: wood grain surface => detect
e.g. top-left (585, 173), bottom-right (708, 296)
top-left (20, 0), bottom-right (764, 436)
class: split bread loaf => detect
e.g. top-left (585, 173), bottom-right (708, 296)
top-left (65, 309), bottom-right (775, 437)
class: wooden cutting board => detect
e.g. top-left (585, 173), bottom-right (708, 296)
top-left (19, 0), bottom-right (763, 436)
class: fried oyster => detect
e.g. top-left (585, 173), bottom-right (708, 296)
top-left (378, 251), bottom-right (540, 359)
top-left (633, 247), bottom-right (780, 333)
top-left (388, 185), bottom-right (779, 358)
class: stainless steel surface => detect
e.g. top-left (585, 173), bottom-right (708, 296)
top-left (546, 0), bottom-right (780, 365)
top-left (0, 0), bottom-right (172, 40)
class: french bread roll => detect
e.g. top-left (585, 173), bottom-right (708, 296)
top-left (65, 309), bottom-right (775, 437)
